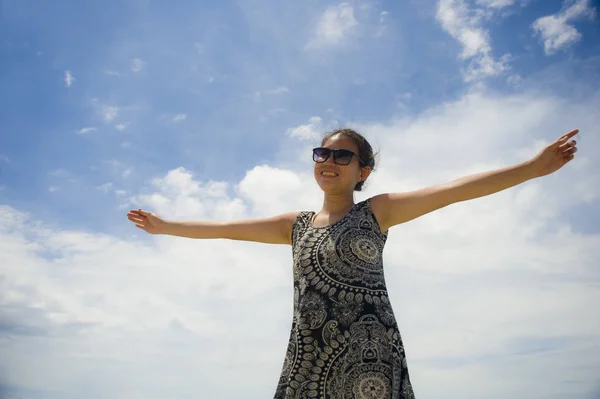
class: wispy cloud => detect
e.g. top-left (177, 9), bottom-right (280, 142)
top-left (266, 86), bottom-right (290, 95)
top-left (49, 168), bottom-right (70, 177)
top-left (115, 123), bottom-right (126, 131)
top-left (173, 113), bottom-right (187, 122)
top-left (286, 116), bottom-right (323, 141)
top-left (132, 58), bottom-right (146, 72)
top-left (77, 127), bottom-right (97, 134)
top-left (96, 182), bottom-right (116, 194)
top-left (103, 106), bottom-right (119, 123)
top-left (306, 3), bottom-right (358, 49)
top-left (90, 100), bottom-right (120, 124)
top-left (376, 10), bottom-right (389, 37)
top-left (396, 92), bottom-right (413, 109)
top-left (436, 0), bottom-right (511, 81)
top-left (475, 0), bottom-right (517, 9)
top-left (532, 0), bottom-right (597, 55)
top-left (104, 70), bottom-right (121, 77)
top-left (64, 70), bottom-right (75, 87)
top-left (103, 159), bottom-right (133, 178)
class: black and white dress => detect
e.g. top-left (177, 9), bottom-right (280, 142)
top-left (274, 198), bottom-right (415, 399)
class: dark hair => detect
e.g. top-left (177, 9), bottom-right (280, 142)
top-left (320, 128), bottom-right (378, 191)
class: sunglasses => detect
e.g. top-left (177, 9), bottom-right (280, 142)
top-left (312, 147), bottom-right (365, 166)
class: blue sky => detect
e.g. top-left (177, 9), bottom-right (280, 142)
top-left (1, 1), bottom-right (599, 398)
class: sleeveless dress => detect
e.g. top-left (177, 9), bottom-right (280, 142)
top-left (274, 198), bottom-right (415, 399)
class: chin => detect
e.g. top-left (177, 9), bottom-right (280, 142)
top-left (316, 182), bottom-right (346, 195)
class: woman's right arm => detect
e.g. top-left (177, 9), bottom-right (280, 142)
top-left (127, 209), bottom-right (300, 245)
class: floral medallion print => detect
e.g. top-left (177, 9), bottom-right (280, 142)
top-left (274, 199), bottom-right (415, 399)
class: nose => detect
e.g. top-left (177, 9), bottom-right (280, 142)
top-left (322, 154), bottom-right (337, 166)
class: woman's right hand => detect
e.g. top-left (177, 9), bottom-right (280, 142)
top-left (126, 209), bottom-right (169, 234)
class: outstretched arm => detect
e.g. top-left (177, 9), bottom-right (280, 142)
top-left (372, 129), bottom-right (579, 231)
top-left (127, 209), bottom-right (300, 245)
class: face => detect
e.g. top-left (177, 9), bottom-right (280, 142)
top-left (313, 134), bottom-right (370, 194)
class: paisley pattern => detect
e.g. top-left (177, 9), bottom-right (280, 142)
top-left (274, 199), bottom-right (415, 399)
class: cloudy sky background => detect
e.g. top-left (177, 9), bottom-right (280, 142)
top-left (1, 0), bottom-right (599, 398)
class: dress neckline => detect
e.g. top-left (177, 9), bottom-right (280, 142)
top-left (309, 202), bottom-right (359, 229)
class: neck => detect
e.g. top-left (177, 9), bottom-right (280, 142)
top-left (320, 193), bottom-right (355, 216)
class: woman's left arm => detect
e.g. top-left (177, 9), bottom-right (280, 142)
top-left (373, 129), bottom-right (579, 231)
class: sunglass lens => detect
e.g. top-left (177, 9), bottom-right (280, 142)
top-left (313, 148), bottom-right (330, 163)
top-left (334, 150), bottom-right (353, 165)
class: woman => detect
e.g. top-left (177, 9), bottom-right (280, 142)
top-left (127, 127), bottom-right (579, 398)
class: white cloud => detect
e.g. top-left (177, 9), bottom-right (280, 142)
top-left (475, 0), bottom-right (517, 8)
top-left (49, 168), bottom-right (70, 178)
top-left (266, 86), bottom-right (290, 95)
top-left (96, 182), bottom-right (115, 193)
top-left (532, 0), bottom-right (596, 55)
top-left (77, 127), bottom-right (97, 134)
top-left (64, 71), bottom-right (75, 87)
top-left (396, 92), bottom-right (413, 108)
top-left (132, 58), bottom-right (146, 72)
top-left (115, 123), bottom-right (126, 131)
top-left (104, 70), bottom-right (121, 77)
top-left (2, 87), bottom-right (599, 398)
top-left (173, 113), bottom-right (187, 122)
top-left (0, 154), bottom-right (11, 163)
top-left (436, 0), bottom-right (511, 81)
top-left (90, 99), bottom-right (121, 124)
top-left (103, 159), bottom-right (133, 178)
top-left (376, 10), bottom-right (389, 37)
top-left (102, 106), bottom-right (119, 123)
top-left (286, 116), bottom-right (323, 141)
top-left (306, 3), bottom-right (358, 48)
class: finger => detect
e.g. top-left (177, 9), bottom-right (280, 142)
top-left (128, 215), bottom-right (146, 224)
top-left (133, 209), bottom-right (151, 218)
top-left (556, 129), bottom-right (579, 144)
top-left (559, 140), bottom-right (577, 151)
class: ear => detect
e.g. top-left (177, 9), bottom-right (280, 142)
top-left (360, 166), bottom-right (372, 181)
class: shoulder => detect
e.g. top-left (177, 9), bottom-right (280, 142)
top-left (281, 210), bottom-right (308, 230)
top-left (278, 211), bottom-right (303, 226)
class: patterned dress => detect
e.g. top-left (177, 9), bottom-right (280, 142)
top-left (274, 198), bottom-right (415, 399)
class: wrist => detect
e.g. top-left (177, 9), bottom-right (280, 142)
top-left (523, 158), bottom-right (542, 180)
top-left (160, 220), bottom-right (176, 235)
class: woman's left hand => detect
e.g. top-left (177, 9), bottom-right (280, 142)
top-left (530, 129), bottom-right (579, 178)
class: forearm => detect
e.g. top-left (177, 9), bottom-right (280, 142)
top-left (160, 214), bottom-right (295, 244)
top-left (446, 160), bottom-right (539, 203)
top-left (162, 220), bottom-right (227, 239)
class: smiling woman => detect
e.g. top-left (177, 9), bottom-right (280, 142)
top-left (126, 127), bottom-right (579, 399)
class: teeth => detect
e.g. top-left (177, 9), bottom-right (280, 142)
top-left (322, 171), bottom-right (337, 176)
